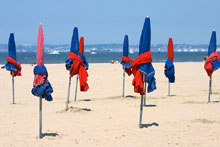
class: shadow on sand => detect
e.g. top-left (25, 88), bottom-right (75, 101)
top-left (79, 99), bottom-right (91, 102)
top-left (167, 95), bottom-right (176, 97)
top-left (125, 95), bottom-right (136, 98)
top-left (144, 104), bottom-right (157, 107)
top-left (140, 122), bottom-right (159, 128)
top-left (41, 132), bottom-right (59, 138)
top-left (211, 100), bottom-right (220, 103)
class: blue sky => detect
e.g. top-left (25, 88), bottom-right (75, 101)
top-left (0, 0), bottom-right (219, 45)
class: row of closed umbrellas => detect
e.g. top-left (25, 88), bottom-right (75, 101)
top-left (3, 17), bottom-right (220, 138)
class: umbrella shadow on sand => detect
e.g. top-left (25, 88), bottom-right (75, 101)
top-left (167, 95), bottom-right (176, 97)
top-left (125, 95), bottom-right (136, 98)
top-left (41, 132), bottom-right (59, 138)
top-left (79, 99), bottom-right (91, 101)
top-left (143, 104), bottom-right (157, 107)
top-left (140, 122), bottom-right (159, 128)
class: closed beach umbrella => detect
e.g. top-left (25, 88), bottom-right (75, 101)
top-left (79, 37), bottom-right (84, 55)
top-left (31, 24), bottom-right (53, 138)
top-left (5, 33), bottom-right (22, 104)
top-left (79, 36), bottom-right (89, 70)
top-left (121, 35), bottom-right (132, 97)
top-left (65, 27), bottom-right (79, 110)
top-left (164, 38), bottom-right (175, 96)
top-left (204, 31), bottom-right (220, 102)
top-left (65, 28), bottom-right (89, 110)
top-left (123, 35), bottom-right (129, 57)
top-left (130, 17), bottom-right (156, 128)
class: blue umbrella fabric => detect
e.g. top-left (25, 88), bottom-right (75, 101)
top-left (5, 33), bottom-right (22, 76)
top-left (204, 31), bottom-right (220, 76)
top-left (65, 27), bottom-right (79, 70)
top-left (121, 35), bottom-right (132, 75)
top-left (130, 17), bottom-right (156, 95)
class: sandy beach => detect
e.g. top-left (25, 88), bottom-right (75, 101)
top-left (0, 62), bottom-right (220, 147)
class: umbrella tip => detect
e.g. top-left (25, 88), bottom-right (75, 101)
top-left (40, 23), bottom-right (42, 26)
top-left (146, 16), bottom-right (150, 18)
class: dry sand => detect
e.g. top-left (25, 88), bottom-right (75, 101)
top-left (0, 62), bottom-right (220, 147)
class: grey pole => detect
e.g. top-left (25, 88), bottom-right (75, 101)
top-left (210, 75), bottom-right (212, 94)
top-left (139, 73), bottom-right (145, 128)
top-left (66, 75), bottom-right (72, 111)
top-left (143, 74), bottom-right (146, 105)
top-left (168, 80), bottom-right (170, 96)
top-left (122, 68), bottom-right (125, 97)
top-left (12, 71), bottom-right (15, 104)
top-left (39, 96), bottom-right (42, 139)
top-left (74, 75), bottom-right (79, 102)
top-left (208, 76), bottom-right (212, 103)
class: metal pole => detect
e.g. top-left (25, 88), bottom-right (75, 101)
top-left (66, 75), bottom-right (71, 111)
top-left (210, 75), bottom-right (212, 94)
top-left (12, 71), bottom-right (15, 104)
top-left (143, 74), bottom-right (146, 105)
top-left (74, 75), bottom-right (79, 102)
top-left (122, 69), bottom-right (125, 97)
top-left (139, 73), bottom-right (145, 128)
top-left (208, 76), bottom-right (211, 103)
top-left (168, 80), bottom-right (170, 96)
top-left (39, 96), bottom-right (42, 139)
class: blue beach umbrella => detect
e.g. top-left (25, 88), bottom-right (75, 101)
top-left (70, 27), bottom-right (79, 54)
top-left (208, 31), bottom-right (217, 56)
top-left (139, 17), bottom-right (156, 93)
top-left (5, 33), bottom-right (17, 71)
top-left (123, 35), bottom-right (129, 57)
top-left (8, 33), bottom-right (16, 60)
top-left (138, 17), bottom-right (156, 128)
top-left (121, 35), bottom-right (131, 97)
top-left (65, 27), bottom-right (80, 110)
top-left (121, 35), bottom-right (132, 69)
top-left (65, 27), bottom-right (79, 70)
top-left (139, 18), bottom-right (151, 55)
top-left (205, 31), bottom-right (220, 103)
top-left (5, 33), bottom-right (22, 104)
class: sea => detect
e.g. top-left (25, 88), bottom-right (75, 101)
top-left (0, 52), bottom-right (207, 64)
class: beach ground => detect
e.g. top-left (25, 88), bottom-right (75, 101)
top-left (0, 62), bottom-right (220, 147)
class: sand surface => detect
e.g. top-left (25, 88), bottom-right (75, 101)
top-left (0, 62), bottom-right (220, 147)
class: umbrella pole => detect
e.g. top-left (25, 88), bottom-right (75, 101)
top-left (66, 75), bottom-right (71, 111)
top-left (39, 96), bottom-right (42, 139)
top-left (122, 68), bottom-right (125, 97)
top-left (168, 80), bottom-right (170, 96)
top-left (139, 74), bottom-right (145, 128)
top-left (143, 74), bottom-right (146, 106)
top-left (12, 71), bottom-right (15, 104)
top-left (208, 76), bottom-right (212, 103)
top-left (210, 75), bottom-right (212, 94)
top-left (74, 75), bottom-right (79, 102)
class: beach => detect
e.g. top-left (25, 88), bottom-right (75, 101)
top-left (0, 62), bottom-right (220, 147)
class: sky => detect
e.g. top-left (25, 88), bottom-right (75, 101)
top-left (0, 0), bottom-right (220, 45)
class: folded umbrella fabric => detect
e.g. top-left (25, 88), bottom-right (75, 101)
top-left (164, 59), bottom-right (175, 83)
top-left (32, 65), bottom-right (53, 101)
top-left (121, 56), bottom-right (132, 75)
top-left (204, 51), bottom-right (220, 77)
top-left (142, 63), bottom-right (156, 93)
top-left (6, 56), bottom-right (21, 76)
top-left (68, 52), bottom-right (89, 91)
top-left (5, 33), bottom-right (22, 77)
top-left (130, 51), bottom-right (156, 95)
